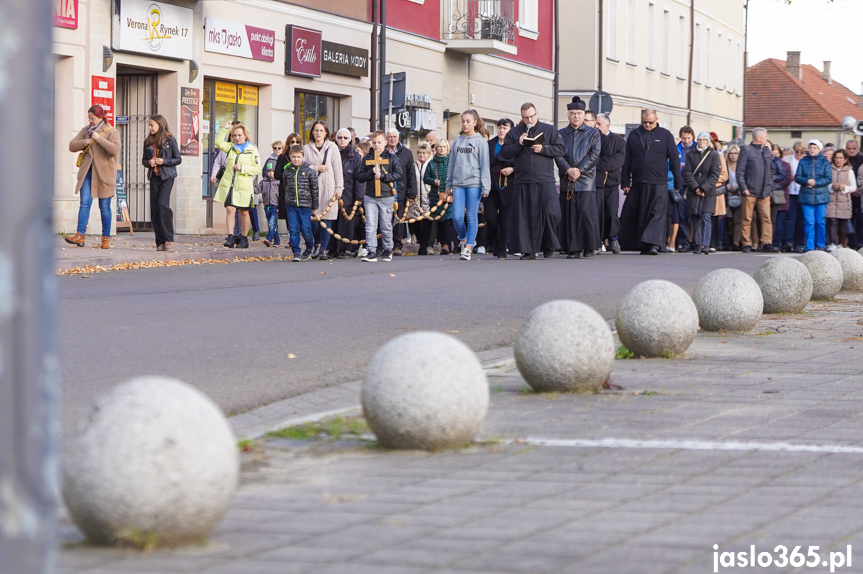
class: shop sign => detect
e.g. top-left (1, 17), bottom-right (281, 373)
top-left (215, 81), bottom-right (236, 103)
top-left (285, 25), bottom-right (321, 78)
top-left (238, 85), bottom-right (258, 106)
top-left (204, 18), bottom-right (275, 63)
top-left (53, 0), bottom-right (78, 29)
top-left (91, 76), bottom-right (115, 124)
top-left (180, 87), bottom-right (200, 157)
top-left (321, 41), bottom-right (368, 77)
top-left (113, 0), bottom-right (194, 60)
top-left (394, 110), bottom-right (411, 130)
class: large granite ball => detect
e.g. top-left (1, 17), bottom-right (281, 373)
top-left (799, 250), bottom-right (844, 300)
top-left (514, 300), bottom-right (615, 393)
top-left (692, 269), bottom-right (763, 332)
top-left (362, 332), bottom-right (488, 450)
top-left (63, 377), bottom-right (239, 546)
top-left (615, 280), bottom-right (699, 358)
top-left (753, 257), bottom-right (813, 313)
top-left (834, 248), bottom-right (863, 291)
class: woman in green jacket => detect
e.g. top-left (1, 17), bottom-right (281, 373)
top-left (215, 121), bottom-right (262, 248)
top-left (423, 140), bottom-right (455, 254)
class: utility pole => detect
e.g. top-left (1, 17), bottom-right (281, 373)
top-left (379, 0), bottom-right (387, 130)
top-left (370, 0), bottom-right (379, 132)
top-left (0, 0), bottom-right (60, 572)
top-left (552, 0), bottom-right (560, 127)
top-left (686, 0), bottom-right (694, 126)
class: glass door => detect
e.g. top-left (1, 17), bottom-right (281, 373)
top-left (295, 92), bottom-right (339, 143)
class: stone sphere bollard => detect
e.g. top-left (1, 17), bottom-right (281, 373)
top-left (615, 280), bottom-right (699, 358)
top-left (692, 269), bottom-right (763, 332)
top-left (833, 248), bottom-right (863, 291)
top-left (362, 332), bottom-right (489, 450)
top-left (753, 257), bottom-right (813, 313)
top-left (514, 300), bottom-right (615, 393)
top-left (63, 377), bottom-right (239, 546)
top-left (799, 250), bottom-right (844, 300)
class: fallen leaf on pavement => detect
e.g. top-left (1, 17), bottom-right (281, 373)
top-left (287, 353), bottom-right (297, 359)
top-left (389, 273), bottom-right (396, 277)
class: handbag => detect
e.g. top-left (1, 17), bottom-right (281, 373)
top-left (727, 193), bottom-right (741, 209)
top-left (76, 127), bottom-right (111, 168)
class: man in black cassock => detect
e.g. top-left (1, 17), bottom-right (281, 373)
top-left (554, 97), bottom-right (601, 258)
top-left (595, 113), bottom-right (626, 254)
top-left (499, 102), bottom-right (566, 259)
top-left (618, 109), bottom-right (683, 255)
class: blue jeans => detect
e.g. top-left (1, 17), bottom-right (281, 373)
top-left (77, 170), bottom-right (112, 236)
top-left (688, 213), bottom-right (712, 248)
top-left (452, 186), bottom-right (482, 246)
top-left (313, 218), bottom-right (334, 252)
top-left (363, 196), bottom-right (394, 254)
top-left (287, 205), bottom-right (313, 256)
top-left (265, 206), bottom-right (280, 245)
top-left (801, 203), bottom-right (827, 250)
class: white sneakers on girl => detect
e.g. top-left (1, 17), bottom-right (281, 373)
top-left (460, 245), bottom-right (471, 261)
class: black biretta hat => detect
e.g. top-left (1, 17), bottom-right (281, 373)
top-left (567, 96), bottom-right (586, 111)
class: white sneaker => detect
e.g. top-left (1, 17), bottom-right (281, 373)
top-left (601, 244), bottom-right (607, 252)
top-left (460, 245), bottom-right (471, 261)
top-left (382, 251), bottom-right (393, 262)
top-left (477, 246), bottom-right (486, 255)
top-left (827, 243), bottom-right (838, 252)
top-left (666, 246), bottom-right (676, 253)
top-left (357, 247), bottom-right (368, 258)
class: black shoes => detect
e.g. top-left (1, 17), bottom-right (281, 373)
top-left (520, 253), bottom-right (536, 260)
top-left (224, 235), bottom-right (236, 248)
top-left (741, 245), bottom-right (752, 253)
top-left (236, 235), bottom-right (249, 249)
top-left (582, 250), bottom-right (595, 258)
top-left (762, 244), bottom-right (779, 253)
top-left (610, 239), bottom-right (621, 254)
top-left (567, 252), bottom-right (580, 259)
top-left (693, 246), bottom-right (702, 255)
top-left (543, 250), bottom-right (554, 258)
top-left (337, 252), bottom-right (347, 259)
top-left (647, 246), bottom-right (660, 255)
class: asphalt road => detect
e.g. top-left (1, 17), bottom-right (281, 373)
top-left (59, 251), bottom-right (770, 432)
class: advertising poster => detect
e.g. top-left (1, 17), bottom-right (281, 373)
top-left (53, 0), bottom-right (78, 28)
top-left (180, 87), bottom-right (200, 156)
top-left (114, 0), bottom-right (194, 60)
top-left (204, 18), bottom-right (275, 62)
top-left (91, 76), bottom-right (115, 124)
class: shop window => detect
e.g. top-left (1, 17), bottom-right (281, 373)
top-left (295, 92), bottom-right (340, 143)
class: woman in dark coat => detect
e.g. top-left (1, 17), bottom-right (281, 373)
top-left (682, 132), bottom-right (721, 254)
top-left (484, 118), bottom-right (516, 259)
top-left (142, 114), bottom-right (182, 251)
top-left (334, 128), bottom-right (364, 258)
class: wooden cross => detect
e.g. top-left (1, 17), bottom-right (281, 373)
top-left (365, 153), bottom-right (389, 197)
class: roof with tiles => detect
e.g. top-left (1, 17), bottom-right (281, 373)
top-left (745, 58), bottom-right (862, 129)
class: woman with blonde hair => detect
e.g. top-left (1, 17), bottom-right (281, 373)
top-left (214, 121), bottom-right (261, 248)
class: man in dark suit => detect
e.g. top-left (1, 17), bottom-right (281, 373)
top-left (595, 113), bottom-right (626, 254)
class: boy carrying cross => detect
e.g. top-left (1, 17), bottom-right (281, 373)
top-left (356, 130), bottom-right (403, 262)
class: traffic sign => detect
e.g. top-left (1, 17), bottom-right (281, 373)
top-left (589, 91), bottom-right (613, 115)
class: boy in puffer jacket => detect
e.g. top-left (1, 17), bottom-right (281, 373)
top-left (282, 145), bottom-right (319, 261)
top-left (259, 142), bottom-right (282, 247)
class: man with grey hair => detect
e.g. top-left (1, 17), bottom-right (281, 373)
top-left (385, 128), bottom-right (417, 255)
top-left (736, 127), bottom-right (775, 252)
top-left (595, 113), bottom-right (626, 253)
top-left (425, 132), bottom-right (438, 148)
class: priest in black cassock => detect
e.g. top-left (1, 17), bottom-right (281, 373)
top-left (554, 97), bottom-right (601, 258)
top-left (499, 102), bottom-right (566, 259)
top-left (618, 109), bottom-right (682, 255)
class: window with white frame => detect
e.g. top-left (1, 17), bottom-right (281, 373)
top-left (607, 0), bottom-right (618, 60)
top-left (705, 27), bottom-right (711, 87)
top-left (677, 15), bottom-right (686, 79)
top-left (693, 22), bottom-right (701, 83)
top-left (727, 37), bottom-right (734, 92)
top-left (627, 0), bottom-right (637, 65)
top-left (735, 41), bottom-right (741, 94)
top-left (661, 10), bottom-right (669, 74)
top-left (646, 3), bottom-right (655, 69)
top-left (520, 0), bottom-right (538, 33)
top-left (716, 32), bottom-right (723, 88)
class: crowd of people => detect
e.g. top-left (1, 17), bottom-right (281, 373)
top-left (64, 102), bottom-right (863, 260)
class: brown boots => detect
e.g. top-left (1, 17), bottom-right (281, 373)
top-left (64, 232), bottom-right (85, 247)
top-left (100, 237), bottom-right (110, 249)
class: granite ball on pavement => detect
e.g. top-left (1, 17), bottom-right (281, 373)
top-left (615, 280), bottom-right (699, 358)
top-left (362, 332), bottom-right (489, 450)
top-left (514, 300), bottom-right (615, 393)
top-left (63, 376), bottom-right (239, 546)
top-left (753, 257), bottom-right (813, 313)
top-left (799, 250), bottom-right (844, 300)
top-left (692, 269), bottom-right (763, 332)
top-left (834, 248), bottom-right (863, 290)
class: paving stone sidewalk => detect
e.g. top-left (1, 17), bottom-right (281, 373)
top-left (60, 294), bottom-right (863, 574)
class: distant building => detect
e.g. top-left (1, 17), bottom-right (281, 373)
top-left (745, 51), bottom-right (863, 147)
top-left (558, 0), bottom-right (745, 140)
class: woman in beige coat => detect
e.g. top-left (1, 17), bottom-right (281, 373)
top-left (65, 105), bottom-right (121, 249)
top-left (303, 121), bottom-right (343, 260)
top-left (827, 149), bottom-right (856, 248)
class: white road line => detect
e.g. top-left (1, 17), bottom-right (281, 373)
top-left (518, 437), bottom-right (863, 454)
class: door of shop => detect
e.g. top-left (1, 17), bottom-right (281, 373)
top-left (202, 79), bottom-right (259, 228)
top-left (116, 74), bottom-right (156, 231)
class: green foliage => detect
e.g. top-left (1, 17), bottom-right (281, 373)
top-left (267, 416), bottom-right (369, 441)
top-left (615, 346), bottom-right (636, 359)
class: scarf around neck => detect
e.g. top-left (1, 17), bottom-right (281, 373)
top-left (87, 120), bottom-right (106, 136)
top-left (234, 141), bottom-right (251, 153)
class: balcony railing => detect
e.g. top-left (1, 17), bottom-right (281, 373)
top-left (443, 0), bottom-right (516, 46)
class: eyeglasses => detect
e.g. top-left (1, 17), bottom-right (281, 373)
top-left (521, 112), bottom-right (538, 121)
top-left (336, 136), bottom-right (351, 140)
top-left (273, 146), bottom-right (283, 150)
top-left (642, 120), bottom-right (657, 126)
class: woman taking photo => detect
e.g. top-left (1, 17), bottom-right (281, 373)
top-left (445, 109), bottom-right (491, 261)
top-left (65, 105), bottom-right (121, 249)
top-left (214, 121), bottom-right (261, 248)
top-left (142, 115), bottom-right (181, 251)
top-left (303, 121), bottom-right (344, 261)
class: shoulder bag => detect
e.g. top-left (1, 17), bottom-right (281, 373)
top-left (76, 127), bottom-right (111, 168)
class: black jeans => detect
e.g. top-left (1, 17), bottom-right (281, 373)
top-left (483, 190), bottom-right (511, 257)
top-left (393, 198), bottom-right (408, 249)
top-left (149, 176), bottom-right (175, 245)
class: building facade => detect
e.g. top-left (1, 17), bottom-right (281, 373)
top-left (52, 0), bottom-right (555, 235)
top-left (558, 0), bottom-right (745, 139)
top-left (745, 52), bottom-right (863, 149)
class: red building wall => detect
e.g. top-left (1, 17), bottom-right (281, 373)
top-left (384, 0), bottom-right (441, 41)
top-left (504, 0), bottom-right (553, 71)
